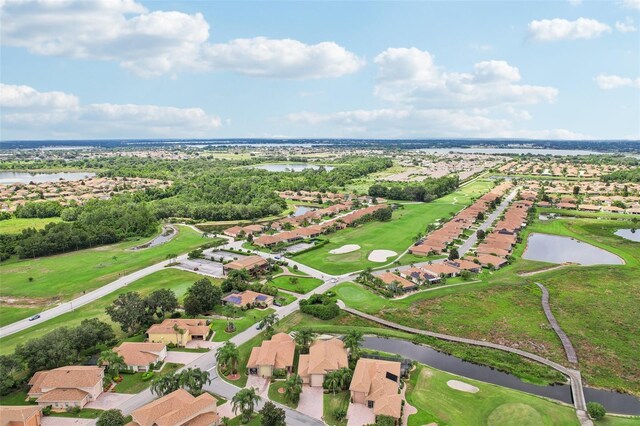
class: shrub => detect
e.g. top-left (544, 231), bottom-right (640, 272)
top-left (333, 408), bottom-right (347, 421)
top-left (42, 406), bottom-right (52, 416)
top-left (141, 372), bottom-right (154, 381)
top-left (300, 302), bottom-right (339, 320)
top-left (272, 368), bottom-right (287, 379)
top-left (587, 402), bottom-right (606, 420)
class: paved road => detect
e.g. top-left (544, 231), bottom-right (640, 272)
top-left (536, 282), bottom-right (578, 364)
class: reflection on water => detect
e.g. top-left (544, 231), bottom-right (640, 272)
top-left (251, 163), bottom-right (334, 172)
top-left (614, 228), bottom-right (640, 242)
top-left (522, 233), bottom-right (623, 265)
top-left (0, 171), bottom-right (96, 184)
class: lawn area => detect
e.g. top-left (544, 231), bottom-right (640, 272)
top-left (294, 180), bottom-right (494, 274)
top-left (114, 362), bottom-right (182, 394)
top-left (269, 275), bottom-right (323, 293)
top-left (323, 391), bottom-right (349, 426)
top-left (227, 414), bottom-right (262, 425)
top-left (0, 268), bottom-right (207, 355)
top-left (0, 389), bottom-right (30, 405)
top-left (0, 217), bottom-right (62, 234)
top-left (268, 381), bottom-right (297, 408)
top-left (49, 408), bottom-right (103, 419)
top-left (594, 417), bottom-right (640, 426)
top-left (0, 306), bottom-right (42, 328)
top-left (210, 308), bottom-right (275, 342)
top-left (225, 332), bottom-right (266, 387)
top-left (406, 364), bottom-right (579, 426)
top-left (0, 225), bottom-right (211, 307)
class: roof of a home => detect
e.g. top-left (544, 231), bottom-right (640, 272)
top-left (222, 290), bottom-right (272, 306)
top-left (377, 272), bottom-right (417, 288)
top-left (131, 389), bottom-right (218, 426)
top-left (115, 342), bottom-right (166, 367)
top-left (147, 319), bottom-right (209, 337)
top-left (247, 333), bottom-right (295, 369)
top-left (28, 366), bottom-right (103, 394)
top-left (349, 358), bottom-right (402, 418)
top-left (225, 255), bottom-right (268, 270)
top-left (36, 388), bottom-right (89, 403)
top-left (0, 405), bottom-right (41, 425)
top-left (298, 338), bottom-right (348, 376)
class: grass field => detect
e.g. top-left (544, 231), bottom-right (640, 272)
top-left (210, 308), bottom-right (275, 342)
top-left (294, 180), bottom-right (494, 274)
top-left (0, 217), bottom-right (62, 234)
top-left (406, 364), bottom-right (579, 426)
top-left (0, 225), bottom-right (212, 324)
top-left (323, 391), bottom-right (349, 426)
top-left (269, 275), bottom-right (323, 293)
top-left (268, 381), bottom-right (297, 408)
top-left (0, 268), bottom-right (207, 354)
top-left (114, 362), bottom-right (182, 393)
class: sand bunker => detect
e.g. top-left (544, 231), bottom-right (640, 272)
top-left (329, 244), bottom-right (361, 254)
top-left (447, 380), bottom-right (479, 393)
top-left (368, 249), bottom-right (397, 262)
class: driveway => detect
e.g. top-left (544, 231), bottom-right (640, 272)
top-left (42, 418), bottom-right (93, 426)
top-left (247, 374), bottom-right (270, 397)
top-left (85, 392), bottom-right (135, 410)
top-left (296, 385), bottom-right (324, 420)
top-left (186, 340), bottom-right (219, 350)
top-left (347, 402), bottom-right (375, 426)
top-left (165, 351), bottom-right (205, 364)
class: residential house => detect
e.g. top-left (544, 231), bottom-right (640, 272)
top-left (377, 272), bottom-right (418, 292)
top-left (466, 254), bottom-right (508, 269)
top-left (298, 338), bottom-right (349, 387)
top-left (247, 333), bottom-right (295, 378)
top-left (27, 366), bottom-right (103, 410)
top-left (223, 255), bottom-right (269, 276)
top-left (0, 406), bottom-right (42, 426)
top-left (222, 290), bottom-right (273, 308)
top-left (114, 342), bottom-right (167, 372)
top-left (129, 388), bottom-right (219, 426)
top-left (399, 268), bottom-right (440, 285)
top-left (349, 358), bottom-right (403, 421)
top-left (147, 319), bottom-right (210, 347)
top-left (445, 259), bottom-right (482, 273)
top-left (421, 263), bottom-right (460, 278)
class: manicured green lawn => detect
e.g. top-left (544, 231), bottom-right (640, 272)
top-left (406, 364), bottom-right (579, 426)
top-left (0, 225), bottom-right (211, 306)
top-left (0, 389), bottom-right (30, 405)
top-left (594, 417), bottom-right (640, 426)
top-left (323, 391), bottom-right (349, 426)
top-left (0, 217), bottom-right (62, 234)
top-left (0, 306), bottom-right (42, 328)
top-left (268, 381), bottom-right (297, 408)
top-left (0, 268), bottom-right (207, 354)
top-left (224, 332), bottom-right (266, 387)
top-left (210, 308), bottom-right (275, 342)
top-left (294, 180), bottom-right (494, 274)
top-left (114, 362), bottom-right (182, 393)
top-left (227, 414), bottom-right (262, 425)
top-left (49, 408), bottom-right (103, 419)
top-left (269, 276), bottom-right (323, 293)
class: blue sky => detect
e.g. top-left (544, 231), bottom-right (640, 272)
top-left (1, 0), bottom-right (639, 141)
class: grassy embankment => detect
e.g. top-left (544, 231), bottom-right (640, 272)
top-left (0, 225), bottom-right (212, 326)
top-left (0, 217), bottom-right (62, 234)
top-left (294, 179), bottom-right (494, 275)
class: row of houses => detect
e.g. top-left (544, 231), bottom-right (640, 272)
top-left (499, 160), bottom-right (632, 178)
top-left (379, 258), bottom-right (484, 291)
top-left (253, 204), bottom-right (389, 248)
top-left (408, 181), bottom-right (513, 256)
top-left (247, 333), bottom-right (404, 422)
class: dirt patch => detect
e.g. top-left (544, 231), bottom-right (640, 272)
top-left (0, 296), bottom-right (59, 308)
top-left (277, 387), bottom-right (285, 394)
top-left (368, 249), bottom-right (397, 262)
top-left (226, 373), bottom-right (240, 381)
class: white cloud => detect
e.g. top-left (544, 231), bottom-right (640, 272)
top-left (0, 0), bottom-right (363, 78)
top-left (615, 18), bottom-right (637, 32)
top-left (621, 0), bottom-right (640, 10)
top-left (594, 74), bottom-right (640, 89)
top-left (528, 18), bottom-right (612, 41)
top-left (0, 84), bottom-right (222, 138)
top-left (372, 48), bottom-right (557, 107)
top-left (568, 0), bottom-right (583, 6)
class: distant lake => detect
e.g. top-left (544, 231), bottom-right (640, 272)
top-left (252, 163), bottom-right (335, 172)
top-left (418, 148), bottom-right (602, 156)
top-left (0, 171), bottom-right (96, 184)
top-left (522, 233), bottom-right (624, 265)
top-left (615, 229), bottom-right (640, 242)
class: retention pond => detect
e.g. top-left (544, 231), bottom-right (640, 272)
top-left (522, 233), bottom-right (624, 265)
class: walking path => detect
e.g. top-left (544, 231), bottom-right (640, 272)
top-left (337, 301), bottom-right (593, 426)
top-left (536, 282), bottom-right (578, 364)
top-left (519, 264), bottom-right (571, 277)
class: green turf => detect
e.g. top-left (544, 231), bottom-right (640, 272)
top-left (210, 308), bottom-right (275, 342)
top-left (267, 381), bottom-right (297, 409)
top-left (323, 391), bottom-right (349, 426)
top-left (0, 226), bottom-right (213, 324)
top-left (294, 180), bottom-right (494, 274)
top-left (0, 217), bottom-right (62, 234)
top-left (0, 389), bottom-right (30, 405)
top-left (0, 306), bottom-right (42, 328)
top-left (113, 362), bottom-right (182, 394)
top-left (269, 276), bottom-right (323, 293)
top-left (0, 268), bottom-right (207, 355)
top-left (406, 364), bottom-right (579, 426)
top-left (49, 408), bottom-right (103, 419)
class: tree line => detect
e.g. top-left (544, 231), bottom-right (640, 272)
top-left (368, 175), bottom-right (460, 202)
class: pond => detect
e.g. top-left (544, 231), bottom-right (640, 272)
top-left (363, 336), bottom-right (640, 415)
top-left (129, 226), bottom-right (177, 251)
top-left (0, 171), bottom-right (96, 184)
top-left (614, 229), bottom-right (640, 242)
top-left (292, 206), bottom-right (315, 217)
top-left (251, 163), bottom-right (334, 172)
top-left (522, 233), bottom-right (624, 265)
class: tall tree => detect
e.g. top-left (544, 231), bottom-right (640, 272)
top-left (216, 341), bottom-right (240, 373)
top-left (343, 330), bottom-right (364, 360)
top-left (258, 313), bottom-right (279, 339)
top-left (232, 387), bottom-right (260, 423)
top-left (178, 368), bottom-right (211, 396)
top-left (260, 401), bottom-right (286, 426)
top-left (105, 292), bottom-right (149, 335)
top-left (97, 409), bottom-right (126, 426)
top-left (98, 350), bottom-right (126, 378)
top-left (293, 329), bottom-right (317, 354)
top-left (183, 278), bottom-right (222, 316)
top-left (145, 289), bottom-right (178, 319)
top-left (283, 374), bottom-right (303, 404)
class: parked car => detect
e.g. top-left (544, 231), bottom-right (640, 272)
top-left (29, 314), bottom-right (41, 321)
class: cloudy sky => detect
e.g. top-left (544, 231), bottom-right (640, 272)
top-left (1, 0), bottom-right (639, 141)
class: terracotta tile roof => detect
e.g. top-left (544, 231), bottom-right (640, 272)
top-left (131, 389), bottom-right (218, 426)
top-left (377, 272), bottom-right (417, 289)
top-left (115, 342), bottom-right (166, 367)
top-left (350, 359), bottom-right (402, 419)
top-left (225, 255), bottom-right (268, 271)
top-left (147, 319), bottom-right (209, 337)
top-left (222, 290), bottom-right (273, 307)
top-left (246, 333), bottom-right (295, 369)
top-left (421, 263), bottom-right (459, 276)
top-left (298, 338), bottom-right (348, 376)
top-left (0, 405), bottom-right (41, 425)
top-left (28, 366), bottom-right (102, 395)
top-left (36, 388), bottom-right (89, 403)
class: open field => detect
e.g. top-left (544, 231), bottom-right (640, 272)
top-left (210, 307), bottom-right (275, 342)
top-left (539, 207), bottom-right (636, 221)
top-left (0, 217), bottom-right (62, 234)
top-left (269, 275), bottom-right (323, 293)
top-left (0, 268), bottom-right (206, 354)
top-left (294, 180), bottom-right (494, 274)
top-left (406, 364), bottom-right (579, 426)
top-left (0, 225), bottom-right (212, 324)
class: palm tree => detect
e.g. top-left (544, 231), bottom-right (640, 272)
top-left (98, 350), bottom-right (126, 378)
top-left (324, 371), bottom-right (341, 395)
top-left (151, 373), bottom-right (180, 396)
top-left (258, 313), bottom-right (279, 339)
top-left (337, 368), bottom-right (353, 391)
top-left (343, 330), bottom-right (364, 360)
top-left (232, 387), bottom-right (260, 423)
top-left (216, 341), bottom-right (240, 373)
top-left (223, 305), bottom-right (240, 332)
top-left (293, 329), bottom-right (316, 354)
top-left (283, 374), bottom-right (303, 404)
top-left (173, 323), bottom-right (186, 346)
top-left (178, 368), bottom-right (211, 396)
